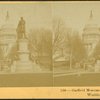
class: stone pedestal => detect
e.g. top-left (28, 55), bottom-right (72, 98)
top-left (95, 60), bottom-right (100, 72)
top-left (13, 38), bottom-right (33, 73)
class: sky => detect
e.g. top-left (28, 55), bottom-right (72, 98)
top-left (0, 2), bottom-right (52, 32)
top-left (52, 1), bottom-right (100, 33)
top-left (0, 1), bottom-right (100, 33)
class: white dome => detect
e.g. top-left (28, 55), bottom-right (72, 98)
top-left (0, 11), bottom-right (17, 36)
top-left (0, 13), bottom-right (17, 44)
top-left (83, 11), bottom-right (100, 35)
top-left (1, 20), bottom-right (16, 32)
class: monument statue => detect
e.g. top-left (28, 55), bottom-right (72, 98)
top-left (12, 17), bottom-right (33, 73)
top-left (11, 16), bottom-right (41, 73)
top-left (16, 17), bottom-right (26, 39)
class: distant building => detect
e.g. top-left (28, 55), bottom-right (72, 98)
top-left (82, 11), bottom-right (100, 56)
top-left (0, 11), bottom-right (17, 58)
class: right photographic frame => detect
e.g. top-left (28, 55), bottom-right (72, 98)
top-left (52, 1), bottom-right (100, 86)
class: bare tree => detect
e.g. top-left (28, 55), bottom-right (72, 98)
top-left (28, 28), bottom-right (52, 70)
top-left (53, 18), bottom-right (72, 58)
top-left (69, 31), bottom-right (87, 69)
top-left (92, 40), bottom-right (100, 61)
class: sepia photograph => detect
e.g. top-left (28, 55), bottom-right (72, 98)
top-left (0, 1), bottom-right (100, 99)
top-left (0, 1), bottom-right (100, 88)
top-left (0, 2), bottom-right (53, 87)
top-left (52, 2), bottom-right (100, 86)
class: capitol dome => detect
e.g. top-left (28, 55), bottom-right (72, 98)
top-left (83, 11), bottom-right (100, 35)
top-left (0, 11), bottom-right (17, 57)
top-left (82, 11), bottom-right (100, 56)
top-left (0, 11), bottom-right (17, 44)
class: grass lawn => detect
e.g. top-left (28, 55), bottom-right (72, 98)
top-left (54, 72), bottom-right (100, 86)
top-left (0, 73), bottom-right (53, 87)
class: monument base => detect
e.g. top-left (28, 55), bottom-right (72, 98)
top-left (11, 37), bottom-right (42, 73)
top-left (11, 60), bottom-right (42, 73)
top-left (2, 65), bottom-right (10, 72)
top-left (95, 60), bottom-right (100, 72)
top-left (11, 60), bottom-right (33, 73)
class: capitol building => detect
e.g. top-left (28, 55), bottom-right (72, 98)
top-left (0, 12), bottom-right (17, 71)
top-left (53, 10), bottom-right (100, 72)
top-left (0, 12), bottom-right (17, 58)
top-left (0, 12), bottom-right (41, 73)
top-left (82, 11), bottom-right (100, 56)
top-left (0, 10), bottom-right (100, 73)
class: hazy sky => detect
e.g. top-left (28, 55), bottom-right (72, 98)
top-left (52, 1), bottom-right (100, 32)
top-left (0, 2), bottom-right (52, 32)
top-left (0, 1), bottom-right (100, 33)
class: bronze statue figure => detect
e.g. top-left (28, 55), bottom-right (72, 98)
top-left (16, 17), bottom-right (26, 39)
